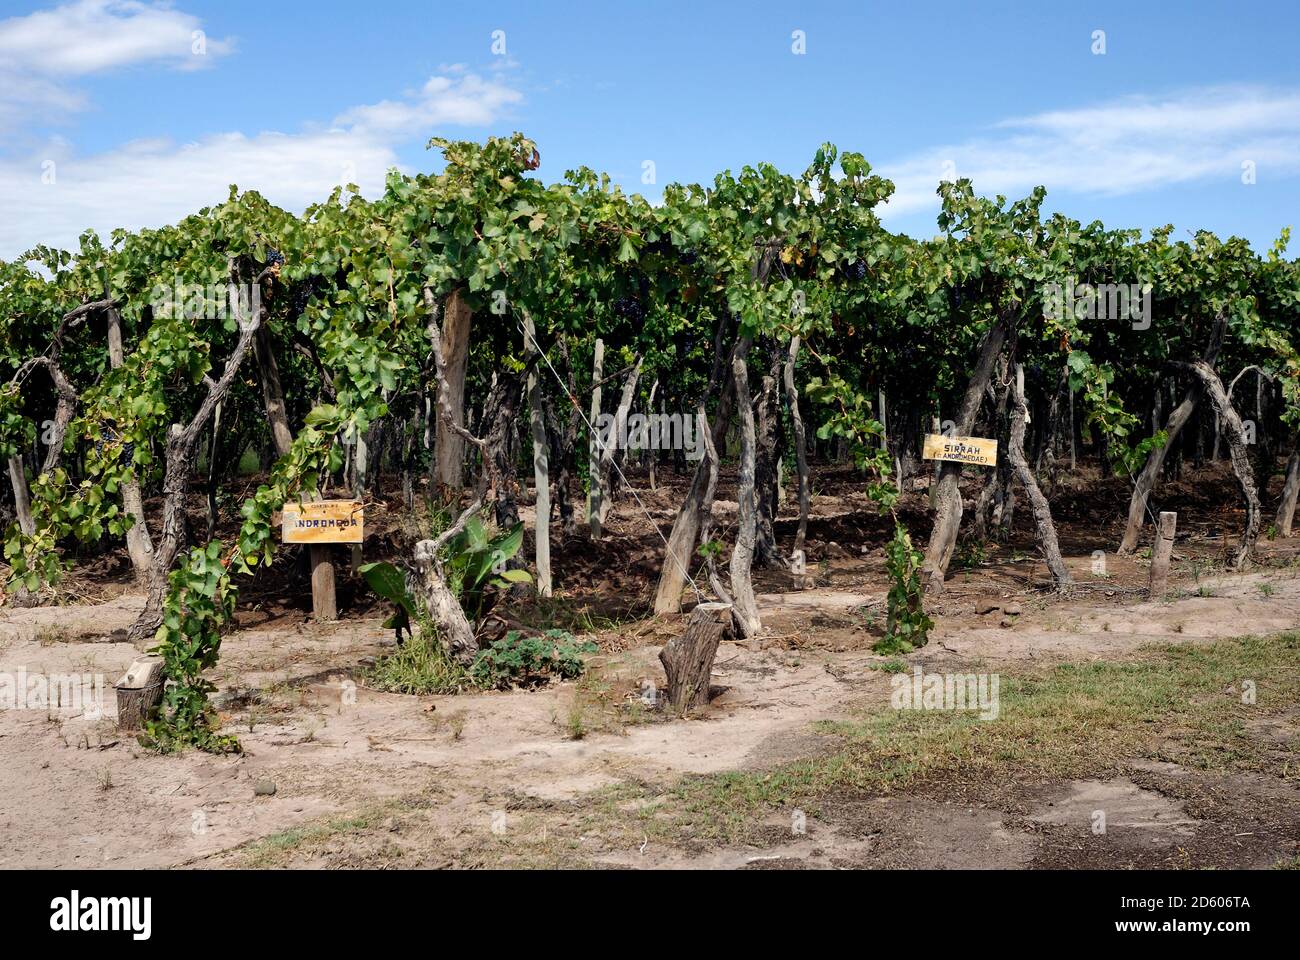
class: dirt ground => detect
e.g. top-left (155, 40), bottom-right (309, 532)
top-left (1, 464), bottom-right (1298, 869)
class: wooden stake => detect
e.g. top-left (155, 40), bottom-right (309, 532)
top-left (1149, 511), bottom-right (1177, 599)
top-left (659, 602), bottom-right (733, 714)
top-left (524, 313), bottom-right (552, 597)
top-left (587, 338), bottom-right (604, 536)
top-left (310, 546), bottom-right (337, 621)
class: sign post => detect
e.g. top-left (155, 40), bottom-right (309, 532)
top-left (922, 433), bottom-right (998, 467)
top-left (281, 501), bottom-right (364, 620)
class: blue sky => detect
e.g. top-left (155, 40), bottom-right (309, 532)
top-left (2, 0), bottom-right (1299, 257)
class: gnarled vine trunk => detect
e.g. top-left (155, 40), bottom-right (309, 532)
top-left (753, 338), bottom-right (784, 569)
top-left (728, 339), bottom-right (762, 639)
top-left (1118, 313), bottom-right (1227, 554)
top-left (104, 300), bottom-right (155, 582)
top-left (1178, 359), bottom-right (1260, 569)
top-left (1009, 363), bottom-right (1071, 589)
top-left (413, 531), bottom-right (479, 664)
top-left (1276, 444), bottom-right (1300, 538)
top-left (128, 266), bottom-right (271, 642)
top-left (434, 288), bottom-right (472, 495)
top-left (923, 314), bottom-right (1010, 593)
top-left (652, 314), bottom-right (735, 614)
top-left (6, 456), bottom-right (34, 537)
top-left (783, 336), bottom-right (810, 563)
top-left (592, 355), bottom-right (642, 536)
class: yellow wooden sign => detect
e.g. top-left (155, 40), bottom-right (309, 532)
top-left (281, 500), bottom-right (364, 544)
top-left (922, 433), bottom-right (998, 467)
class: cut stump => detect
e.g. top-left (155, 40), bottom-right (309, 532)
top-left (115, 656), bottom-right (165, 731)
top-left (659, 602), bottom-right (733, 714)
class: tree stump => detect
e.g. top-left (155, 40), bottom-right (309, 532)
top-left (1149, 511), bottom-right (1177, 599)
top-left (659, 602), bottom-right (733, 714)
top-left (115, 656), bottom-right (165, 731)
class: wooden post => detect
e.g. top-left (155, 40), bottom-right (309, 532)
top-left (659, 602), bottom-right (733, 714)
top-left (587, 338), bottom-right (604, 535)
top-left (115, 656), bottom-right (164, 731)
top-left (311, 546), bottom-right (337, 621)
top-left (524, 313), bottom-right (552, 597)
top-left (1149, 511), bottom-right (1177, 599)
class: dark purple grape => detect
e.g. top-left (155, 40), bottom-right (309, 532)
top-left (613, 297), bottom-right (645, 322)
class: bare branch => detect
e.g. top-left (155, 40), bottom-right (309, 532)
top-left (11, 356), bottom-right (78, 473)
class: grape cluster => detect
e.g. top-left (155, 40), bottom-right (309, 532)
top-left (93, 422), bottom-right (135, 465)
top-left (266, 248), bottom-right (286, 268)
top-left (290, 275), bottom-right (328, 315)
top-left (843, 258), bottom-right (868, 282)
top-left (612, 297), bottom-right (645, 322)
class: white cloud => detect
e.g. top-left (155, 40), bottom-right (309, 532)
top-left (333, 74), bottom-right (524, 136)
top-left (0, 0), bottom-right (234, 132)
top-left (878, 86), bottom-right (1300, 219)
top-left (0, 75), bottom-right (87, 130)
top-left (1, 132), bottom-right (396, 256)
top-left (0, 0), bottom-right (233, 75)
top-left (0, 69), bottom-right (525, 257)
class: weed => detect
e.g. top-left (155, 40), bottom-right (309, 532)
top-left (953, 537), bottom-right (988, 571)
top-left (35, 626), bottom-right (71, 646)
top-left (472, 630), bottom-right (597, 689)
top-left (301, 717), bottom-right (322, 742)
top-left (447, 711), bottom-right (467, 741)
top-left (565, 697), bottom-right (587, 741)
top-left (365, 626), bottom-right (477, 695)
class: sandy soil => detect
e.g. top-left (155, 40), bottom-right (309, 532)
top-left (2, 549), bottom-right (1297, 869)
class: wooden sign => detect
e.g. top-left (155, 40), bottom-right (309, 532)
top-left (282, 500), bottom-right (364, 544)
top-left (922, 433), bottom-right (998, 467)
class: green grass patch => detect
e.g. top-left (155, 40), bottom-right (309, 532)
top-left (241, 812), bottom-right (383, 867)
top-left (596, 633), bottom-right (1300, 847)
top-left (363, 630), bottom-right (478, 695)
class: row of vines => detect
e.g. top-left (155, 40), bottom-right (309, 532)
top-left (3, 134), bottom-right (1299, 749)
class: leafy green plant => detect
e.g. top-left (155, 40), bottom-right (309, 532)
top-left (875, 521), bottom-right (933, 655)
top-left (444, 516), bottom-right (532, 622)
top-left (953, 537), bottom-right (988, 570)
top-left (141, 541), bottom-right (241, 754)
top-left (358, 561), bottom-right (417, 644)
top-left (471, 629), bottom-right (597, 689)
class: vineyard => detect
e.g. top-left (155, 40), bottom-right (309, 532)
top-left (3, 134), bottom-right (1299, 869)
